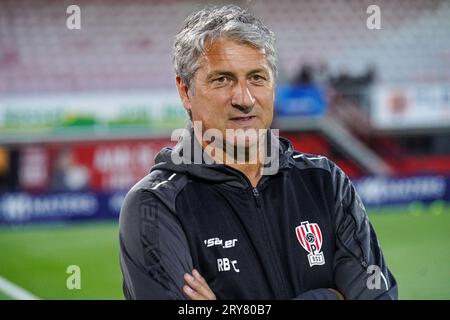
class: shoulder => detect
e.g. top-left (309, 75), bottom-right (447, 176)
top-left (289, 151), bottom-right (352, 199)
top-left (290, 151), bottom-right (336, 173)
top-left (120, 169), bottom-right (188, 219)
top-left (119, 170), bottom-right (189, 253)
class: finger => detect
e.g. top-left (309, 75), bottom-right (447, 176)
top-left (183, 285), bottom-right (205, 300)
top-left (184, 273), bottom-right (207, 295)
top-left (192, 270), bottom-right (216, 300)
top-left (192, 269), bottom-right (207, 285)
top-left (191, 270), bottom-right (214, 298)
top-left (184, 273), bottom-right (214, 300)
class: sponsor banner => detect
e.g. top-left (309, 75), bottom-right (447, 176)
top-left (19, 146), bottom-right (50, 190)
top-left (17, 139), bottom-right (174, 192)
top-left (51, 139), bottom-right (172, 191)
top-left (0, 91), bottom-right (186, 141)
top-left (354, 175), bottom-right (450, 207)
top-left (371, 84), bottom-right (450, 130)
top-left (0, 191), bottom-right (126, 224)
top-left (1, 175), bottom-right (449, 224)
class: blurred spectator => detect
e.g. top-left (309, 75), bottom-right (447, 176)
top-left (329, 66), bottom-right (377, 110)
top-left (293, 64), bottom-right (314, 85)
top-left (51, 147), bottom-right (90, 191)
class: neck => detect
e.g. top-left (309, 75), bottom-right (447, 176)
top-left (193, 127), bottom-right (266, 187)
top-left (207, 143), bottom-right (264, 188)
top-left (227, 161), bottom-right (262, 188)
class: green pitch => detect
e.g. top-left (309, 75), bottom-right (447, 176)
top-left (0, 203), bottom-right (449, 300)
top-left (0, 222), bottom-right (123, 300)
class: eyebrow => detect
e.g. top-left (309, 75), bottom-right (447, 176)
top-left (247, 68), bottom-right (269, 76)
top-left (206, 68), bottom-right (270, 81)
top-left (206, 71), bottom-right (235, 81)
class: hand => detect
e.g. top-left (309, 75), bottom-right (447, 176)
top-left (183, 269), bottom-right (217, 300)
top-left (328, 288), bottom-right (345, 300)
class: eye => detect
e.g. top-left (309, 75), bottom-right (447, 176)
top-left (250, 74), bottom-right (266, 83)
top-left (212, 76), bottom-right (230, 84)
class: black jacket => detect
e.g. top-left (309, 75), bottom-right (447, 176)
top-left (119, 131), bottom-right (398, 300)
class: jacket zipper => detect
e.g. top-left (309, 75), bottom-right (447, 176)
top-left (252, 188), bottom-right (262, 207)
top-left (221, 165), bottom-right (290, 298)
top-left (252, 186), bottom-right (289, 299)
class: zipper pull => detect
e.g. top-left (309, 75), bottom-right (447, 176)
top-left (252, 188), bottom-right (262, 207)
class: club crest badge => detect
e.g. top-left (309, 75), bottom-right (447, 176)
top-left (295, 221), bottom-right (325, 267)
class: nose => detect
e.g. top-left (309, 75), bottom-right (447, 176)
top-left (231, 82), bottom-right (256, 114)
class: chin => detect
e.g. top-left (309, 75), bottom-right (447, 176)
top-left (225, 134), bottom-right (259, 150)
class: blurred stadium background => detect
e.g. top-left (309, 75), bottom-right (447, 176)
top-left (0, 0), bottom-right (449, 300)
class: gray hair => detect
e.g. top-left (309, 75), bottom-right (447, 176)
top-left (173, 5), bottom-right (278, 91)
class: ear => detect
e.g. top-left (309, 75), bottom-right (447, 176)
top-left (175, 76), bottom-right (192, 114)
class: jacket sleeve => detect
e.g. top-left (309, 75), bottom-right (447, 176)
top-left (119, 187), bottom-right (193, 300)
top-left (293, 288), bottom-right (342, 300)
top-left (331, 163), bottom-right (398, 300)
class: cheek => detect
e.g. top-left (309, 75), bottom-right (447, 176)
top-left (257, 90), bottom-right (275, 125)
top-left (191, 91), bottom-right (229, 124)
top-left (256, 89), bottom-right (274, 111)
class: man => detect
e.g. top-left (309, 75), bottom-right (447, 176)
top-left (119, 5), bottom-right (398, 300)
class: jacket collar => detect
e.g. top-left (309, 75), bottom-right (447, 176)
top-left (152, 125), bottom-right (295, 189)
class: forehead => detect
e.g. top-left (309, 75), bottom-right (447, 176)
top-left (198, 38), bottom-right (270, 74)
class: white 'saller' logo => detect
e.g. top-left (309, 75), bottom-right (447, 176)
top-left (295, 221), bottom-right (325, 267)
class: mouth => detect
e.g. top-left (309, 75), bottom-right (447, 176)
top-left (229, 115), bottom-right (257, 124)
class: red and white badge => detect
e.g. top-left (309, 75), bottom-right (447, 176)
top-left (295, 221), bottom-right (325, 267)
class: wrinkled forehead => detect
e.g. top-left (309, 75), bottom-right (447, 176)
top-left (197, 38), bottom-right (271, 75)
